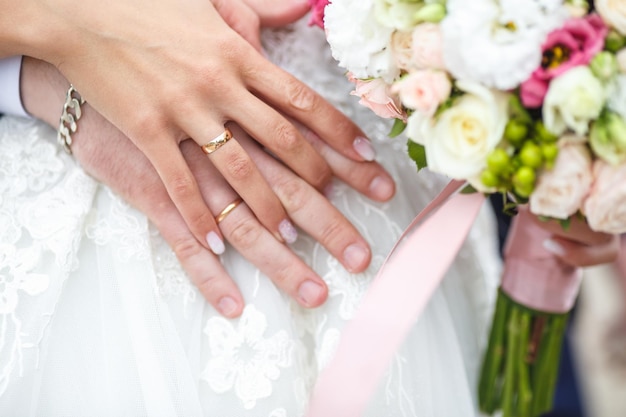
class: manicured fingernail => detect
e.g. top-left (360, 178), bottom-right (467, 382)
top-left (298, 280), bottom-right (324, 306)
top-left (353, 137), bottom-right (376, 161)
top-left (543, 239), bottom-right (565, 256)
top-left (207, 231), bottom-right (225, 255)
top-left (369, 176), bottom-right (394, 200)
top-left (279, 219), bottom-right (298, 244)
top-left (343, 243), bottom-right (370, 272)
top-left (217, 296), bottom-right (239, 317)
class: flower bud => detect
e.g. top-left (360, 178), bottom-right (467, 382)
top-left (590, 51), bottom-right (619, 81)
top-left (535, 121), bottom-right (558, 143)
top-left (541, 143), bottom-right (559, 166)
top-left (480, 169), bottom-right (500, 188)
top-left (414, 3), bottom-right (446, 23)
top-left (520, 142), bottom-right (543, 168)
top-left (487, 148), bottom-right (511, 174)
top-left (590, 112), bottom-right (626, 165)
top-left (605, 30), bottom-right (626, 54)
top-left (504, 119), bottom-right (529, 147)
top-left (513, 166), bottom-right (536, 198)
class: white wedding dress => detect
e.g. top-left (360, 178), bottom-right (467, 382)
top-left (0, 19), bottom-right (501, 417)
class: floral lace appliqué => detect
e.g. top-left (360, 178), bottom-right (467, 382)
top-left (201, 305), bottom-right (294, 409)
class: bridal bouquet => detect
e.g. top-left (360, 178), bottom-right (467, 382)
top-left (317, 0), bottom-right (626, 415)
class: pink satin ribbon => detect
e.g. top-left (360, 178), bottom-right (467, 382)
top-left (306, 180), bottom-right (485, 416)
top-left (501, 207), bottom-right (582, 313)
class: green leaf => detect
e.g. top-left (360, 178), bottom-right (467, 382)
top-left (389, 118), bottom-right (407, 138)
top-left (407, 140), bottom-right (428, 171)
top-left (559, 217), bottom-right (571, 231)
top-left (460, 184), bottom-right (477, 194)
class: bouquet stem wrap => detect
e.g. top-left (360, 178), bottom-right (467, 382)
top-left (479, 208), bottom-right (582, 417)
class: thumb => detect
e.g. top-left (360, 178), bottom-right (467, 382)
top-left (211, 0), bottom-right (262, 51)
top-left (243, 0), bottom-right (311, 27)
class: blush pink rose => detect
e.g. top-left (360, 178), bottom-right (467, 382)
top-left (348, 74), bottom-right (406, 120)
top-left (529, 142), bottom-right (593, 219)
top-left (308, 0), bottom-right (329, 28)
top-left (411, 23), bottom-right (445, 70)
top-left (391, 70), bottom-right (451, 116)
top-left (583, 160), bottom-right (626, 234)
top-left (520, 14), bottom-right (608, 108)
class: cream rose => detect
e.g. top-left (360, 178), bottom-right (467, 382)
top-left (391, 31), bottom-right (414, 71)
top-left (529, 142), bottom-right (593, 219)
top-left (543, 66), bottom-right (605, 136)
top-left (584, 160), bottom-right (626, 233)
top-left (596, 0), bottom-right (626, 35)
top-left (391, 70), bottom-right (451, 116)
top-left (417, 80), bottom-right (508, 179)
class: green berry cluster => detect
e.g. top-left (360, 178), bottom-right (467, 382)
top-left (480, 98), bottom-right (559, 199)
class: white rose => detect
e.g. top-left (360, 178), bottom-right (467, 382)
top-left (529, 142), bottom-right (592, 219)
top-left (416, 80), bottom-right (508, 179)
top-left (543, 66), bottom-right (605, 136)
top-left (596, 0), bottom-right (626, 35)
top-left (325, 0), bottom-right (399, 82)
top-left (584, 160), bottom-right (626, 233)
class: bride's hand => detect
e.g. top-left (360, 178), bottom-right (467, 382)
top-left (6, 0), bottom-right (382, 257)
top-left (21, 56), bottom-right (380, 317)
top-left (531, 214), bottom-right (620, 267)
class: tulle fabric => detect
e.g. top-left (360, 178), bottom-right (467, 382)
top-left (0, 19), bottom-right (501, 417)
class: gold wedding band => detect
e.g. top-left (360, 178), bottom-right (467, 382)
top-left (215, 198), bottom-right (243, 224)
top-left (201, 128), bottom-right (233, 154)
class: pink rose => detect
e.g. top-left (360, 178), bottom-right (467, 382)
top-left (308, 0), bottom-right (329, 28)
top-left (391, 70), bottom-right (451, 116)
top-left (529, 142), bottom-right (593, 219)
top-left (411, 23), bottom-right (445, 70)
top-left (348, 74), bottom-right (406, 120)
top-left (583, 160), bottom-right (626, 234)
top-left (520, 14), bottom-right (608, 108)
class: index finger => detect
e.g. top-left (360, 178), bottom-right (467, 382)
top-left (246, 59), bottom-right (378, 163)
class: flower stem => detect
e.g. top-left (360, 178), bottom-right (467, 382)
top-left (479, 291), bottom-right (510, 413)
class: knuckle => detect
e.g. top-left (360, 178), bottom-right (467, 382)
top-left (223, 151), bottom-right (254, 181)
top-left (227, 217), bottom-right (263, 250)
top-left (168, 172), bottom-right (196, 199)
top-left (274, 177), bottom-right (308, 212)
top-left (171, 235), bottom-right (203, 263)
top-left (275, 122), bottom-right (301, 152)
top-left (310, 165), bottom-right (333, 190)
top-left (287, 78), bottom-right (317, 112)
top-left (318, 217), bottom-right (347, 247)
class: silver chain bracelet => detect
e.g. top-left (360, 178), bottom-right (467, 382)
top-left (57, 85), bottom-right (85, 154)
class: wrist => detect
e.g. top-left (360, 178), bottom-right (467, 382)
top-left (0, 1), bottom-right (81, 64)
top-left (20, 57), bottom-right (69, 127)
